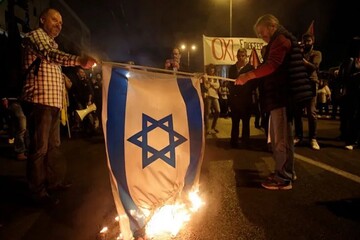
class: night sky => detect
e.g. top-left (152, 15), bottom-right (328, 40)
top-left (63, 0), bottom-right (359, 71)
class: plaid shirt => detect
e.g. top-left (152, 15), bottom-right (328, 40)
top-left (22, 28), bottom-right (78, 109)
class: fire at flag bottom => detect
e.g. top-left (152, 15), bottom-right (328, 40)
top-left (101, 64), bottom-right (205, 239)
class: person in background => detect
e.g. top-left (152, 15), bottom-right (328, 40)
top-left (235, 14), bottom-right (313, 190)
top-left (0, 35), bottom-right (29, 161)
top-left (91, 72), bottom-right (102, 129)
top-left (228, 48), bottom-right (256, 148)
top-left (21, 8), bottom-right (97, 206)
top-left (218, 80), bottom-right (230, 118)
top-left (337, 37), bottom-right (360, 150)
top-left (70, 67), bottom-right (99, 135)
top-left (203, 64), bottom-right (220, 135)
top-left (317, 78), bottom-right (331, 118)
top-left (164, 47), bottom-right (188, 72)
top-left (0, 97), bottom-right (28, 160)
top-left (293, 33), bottom-right (322, 150)
top-left (328, 67), bottom-right (341, 120)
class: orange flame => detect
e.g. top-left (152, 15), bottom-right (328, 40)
top-left (100, 189), bottom-right (204, 239)
top-left (145, 189), bottom-right (204, 238)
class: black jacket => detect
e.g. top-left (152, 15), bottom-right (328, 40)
top-left (228, 63), bottom-right (257, 112)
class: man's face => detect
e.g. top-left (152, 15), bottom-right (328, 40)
top-left (256, 25), bottom-right (274, 43)
top-left (208, 67), bottom-right (215, 75)
top-left (303, 36), bottom-right (314, 52)
top-left (77, 69), bottom-right (86, 80)
top-left (237, 51), bottom-right (247, 63)
top-left (41, 9), bottom-right (62, 38)
top-left (172, 49), bottom-right (181, 62)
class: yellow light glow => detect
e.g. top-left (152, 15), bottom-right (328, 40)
top-left (145, 189), bottom-right (204, 238)
top-left (188, 188), bottom-right (204, 211)
top-left (100, 226), bottom-right (108, 233)
top-left (146, 203), bottom-right (190, 237)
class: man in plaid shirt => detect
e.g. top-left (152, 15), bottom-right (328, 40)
top-left (21, 8), bottom-right (96, 206)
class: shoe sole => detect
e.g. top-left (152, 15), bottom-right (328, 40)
top-left (267, 174), bottom-right (297, 181)
top-left (261, 183), bottom-right (293, 190)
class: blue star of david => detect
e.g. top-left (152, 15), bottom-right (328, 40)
top-left (127, 114), bottom-right (187, 168)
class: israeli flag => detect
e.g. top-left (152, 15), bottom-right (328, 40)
top-left (102, 64), bottom-right (204, 239)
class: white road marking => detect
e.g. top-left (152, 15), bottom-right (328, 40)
top-left (295, 153), bottom-right (360, 184)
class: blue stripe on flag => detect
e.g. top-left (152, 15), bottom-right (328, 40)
top-left (177, 77), bottom-right (203, 191)
top-left (106, 68), bottom-right (143, 230)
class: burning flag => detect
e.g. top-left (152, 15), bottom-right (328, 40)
top-left (101, 64), bottom-right (205, 239)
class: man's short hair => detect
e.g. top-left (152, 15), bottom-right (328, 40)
top-left (39, 8), bottom-right (60, 26)
top-left (237, 48), bottom-right (247, 55)
top-left (302, 33), bottom-right (314, 42)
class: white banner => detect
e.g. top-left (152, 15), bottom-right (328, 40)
top-left (203, 35), bottom-right (266, 65)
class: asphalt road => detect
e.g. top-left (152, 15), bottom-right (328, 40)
top-left (0, 117), bottom-right (359, 240)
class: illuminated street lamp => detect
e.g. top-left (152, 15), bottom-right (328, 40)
top-left (180, 44), bottom-right (197, 70)
top-left (229, 0), bottom-right (232, 37)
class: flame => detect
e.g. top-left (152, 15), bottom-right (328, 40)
top-left (100, 226), bottom-right (108, 234)
top-left (145, 189), bottom-right (204, 238)
top-left (100, 190), bottom-right (204, 239)
top-left (188, 189), bottom-right (203, 212)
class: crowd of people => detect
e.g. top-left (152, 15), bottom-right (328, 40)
top-left (199, 29), bottom-right (359, 151)
top-left (0, 8), bottom-right (358, 195)
top-left (199, 15), bottom-right (360, 190)
top-left (0, 7), bottom-right (358, 240)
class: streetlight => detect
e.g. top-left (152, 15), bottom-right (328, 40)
top-left (215, 0), bottom-right (236, 36)
top-left (180, 44), bottom-right (197, 70)
top-left (229, 0), bottom-right (232, 37)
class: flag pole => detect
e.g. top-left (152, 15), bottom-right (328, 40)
top-left (101, 61), bottom-right (236, 82)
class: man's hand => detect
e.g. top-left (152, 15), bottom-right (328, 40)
top-left (165, 59), bottom-right (179, 70)
top-left (77, 56), bottom-right (97, 69)
top-left (235, 72), bottom-right (256, 85)
top-left (164, 59), bottom-right (171, 69)
top-left (172, 60), bottom-right (180, 70)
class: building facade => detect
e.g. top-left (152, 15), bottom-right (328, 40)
top-left (0, 0), bottom-right (91, 54)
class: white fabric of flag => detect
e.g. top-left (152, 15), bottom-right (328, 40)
top-left (101, 64), bottom-right (205, 239)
